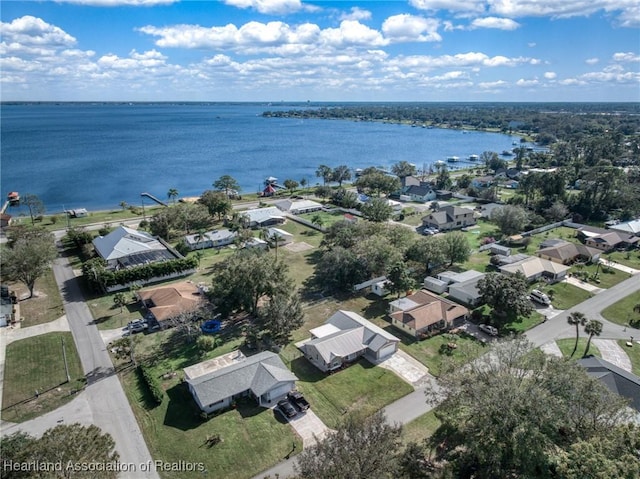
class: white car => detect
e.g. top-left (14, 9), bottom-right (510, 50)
top-left (530, 289), bottom-right (551, 306)
top-left (479, 324), bottom-right (498, 336)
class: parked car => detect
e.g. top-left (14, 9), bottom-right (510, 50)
top-left (127, 319), bottom-right (148, 333)
top-left (530, 289), bottom-right (551, 306)
top-left (478, 324), bottom-right (498, 336)
top-left (276, 399), bottom-right (297, 419)
top-left (287, 391), bottom-right (310, 411)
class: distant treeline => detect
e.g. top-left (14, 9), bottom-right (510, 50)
top-left (263, 103), bottom-right (640, 145)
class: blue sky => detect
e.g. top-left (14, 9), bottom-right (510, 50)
top-left (1, 0), bottom-right (638, 102)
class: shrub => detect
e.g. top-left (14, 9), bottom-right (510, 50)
top-left (196, 335), bottom-right (216, 353)
top-left (138, 365), bottom-right (163, 405)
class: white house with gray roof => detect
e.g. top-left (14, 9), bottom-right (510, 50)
top-left (299, 310), bottom-right (400, 372)
top-left (93, 225), bottom-right (177, 269)
top-left (241, 207), bottom-right (286, 228)
top-left (185, 351), bottom-right (298, 414)
top-left (184, 229), bottom-right (237, 250)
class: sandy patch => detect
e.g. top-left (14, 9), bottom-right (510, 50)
top-left (284, 241), bottom-right (314, 252)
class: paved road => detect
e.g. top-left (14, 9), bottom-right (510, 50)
top-left (47, 235), bottom-right (158, 478)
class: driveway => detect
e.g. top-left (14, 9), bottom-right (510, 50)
top-left (286, 409), bottom-right (332, 447)
top-left (373, 349), bottom-right (432, 387)
top-left (563, 276), bottom-right (604, 294)
top-left (592, 339), bottom-right (633, 372)
top-left (599, 258), bottom-right (639, 275)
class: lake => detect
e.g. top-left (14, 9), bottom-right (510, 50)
top-left (0, 103), bottom-right (521, 213)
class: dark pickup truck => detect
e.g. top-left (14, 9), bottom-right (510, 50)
top-left (287, 391), bottom-right (310, 411)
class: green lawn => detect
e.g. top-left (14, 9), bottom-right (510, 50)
top-left (402, 409), bottom-right (441, 445)
top-left (601, 249), bottom-right (640, 270)
top-left (504, 311), bottom-right (545, 333)
top-left (121, 369), bottom-right (301, 479)
top-left (2, 332), bottom-right (85, 423)
top-left (556, 338), bottom-right (601, 359)
top-left (601, 291), bottom-right (640, 327)
top-left (87, 290), bottom-right (146, 331)
top-left (569, 262), bottom-right (631, 289)
top-left (285, 356), bottom-right (413, 429)
top-left (522, 227), bottom-right (582, 251)
top-left (8, 269), bottom-right (65, 327)
top-left (299, 210), bottom-right (345, 228)
top-left (535, 282), bottom-right (593, 310)
top-left (460, 219), bottom-right (500, 250)
top-left (617, 340), bottom-right (640, 376)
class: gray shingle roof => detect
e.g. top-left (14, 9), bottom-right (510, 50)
top-left (578, 356), bottom-right (640, 411)
top-left (187, 351), bottom-right (297, 406)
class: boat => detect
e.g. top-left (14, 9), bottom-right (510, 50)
top-left (7, 192), bottom-right (19, 206)
top-left (446, 156), bottom-right (459, 162)
top-left (434, 160), bottom-right (446, 166)
top-left (501, 150), bottom-right (514, 156)
top-left (468, 154), bottom-right (479, 161)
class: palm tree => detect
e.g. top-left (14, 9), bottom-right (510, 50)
top-left (311, 213), bottom-right (325, 228)
top-left (113, 292), bottom-right (127, 313)
top-left (583, 319), bottom-right (603, 358)
top-left (167, 188), bottom-right (179, 205)
top-left (567, 311), bottom-right (587, 358)
top-left (119, 201), bottom-right (128, 211)
top-left (194, 229), bottom-right (207, 250)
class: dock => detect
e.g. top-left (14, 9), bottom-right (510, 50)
top-left (141, 192), bottom-right (168, 207)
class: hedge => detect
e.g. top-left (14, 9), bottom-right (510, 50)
top-left (138, 365), bottom-right (164, 405)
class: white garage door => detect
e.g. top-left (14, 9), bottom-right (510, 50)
top-left (268, 383), bottom-right (293, 401)
top-left (378, 343), bottom-right (397, 360)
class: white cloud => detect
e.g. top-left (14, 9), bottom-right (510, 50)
top-left (339, 7), bottom-right (372, 21)
top-left (409, 0), bottom-right (484, 13)
top-left (612, 52), bottom-right (640, 62)
top-left (516, 78), bottom-right (539, 86)
top-left (0, 16), bottom-right (77, 47)
top-left (470, 17), bottom-right (520, 30)
top-left (320, 20), bottom-right (387, 47)
top-left (479, 80), bottom-right (508, 88)
top-left (544, 71), bottom-right (556, 79)
top-left (223, 0), bottom-right (304, 15)
top-left (528, 42), bottom-right (536, 47)
top-left (382, 15), bottom-right (441, 42)
top-left (55, 0), bottom-right (177, 5)
top-left (586, 57), bottom-right (599, 64)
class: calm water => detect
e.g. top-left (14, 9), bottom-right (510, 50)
top-left (1, 103), bottom-right (520, 213)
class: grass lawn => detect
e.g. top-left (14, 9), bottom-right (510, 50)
top-left (601, 291), bottom-right (640, 327)
top-left (535, 282), bottom-right (593, 310)
top-left (2, 332), bottom-right (85, 423)
top-left (618, 340), bottom-right (640, 376)
top-left (299, 210), bottom-right (345, 228)
top-left (8, 269), bottom-right (65, 327)
top-left (460, 250), bottom-right (493, 273)
top-left (121, 369), bottom-right (301, 479)
top-left (556, 338), bottom-right (601, 359)
top-left (284, 356), bottom-right (413, 429)
top-left (504, 311), bottom-right (545, 333)
top-left (460, 219), bottom-right (500, 250)
top-left (87, 290), bottom-right (146, 331)
top-left (523, 227), bottom-right (582, 251)
top-left (570, 263), bottom-right (631, 289)
top-left (402, 409), bottom-right (441, 445)
top-left (601, 249), bottom-right (640, 270)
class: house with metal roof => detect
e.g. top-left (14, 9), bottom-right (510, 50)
top-left (184, 229), bottom-right (237, 250)
top-left (421, 205), bottom-right (476, 231)
top-left (299, 310), bottom-right (400, 372)
top-left (185, 351), bottom-right (298, 414)
top-left (389, 290), bottom-right (468, 339)
top-left (241, 207), bottom-right (286, 228)
top-left (274, 199), bottom-right (323, 215)
top-left (93, 225), bottom-right (178, 270)
top-left (608, 219), bottom-right (640, 237)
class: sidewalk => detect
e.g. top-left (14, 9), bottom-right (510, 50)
top-left (563, 276), bottom-right (604, 294)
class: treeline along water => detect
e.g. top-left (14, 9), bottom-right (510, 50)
top-left (1, 103), bottom-right (520, 213)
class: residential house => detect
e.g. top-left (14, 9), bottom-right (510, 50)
top-left (274, 199), bottom-right (323, 215)
top-left (422, 205), bottom-right (476, 231)
top-left (93, 225), bottom-right (178, 270)
top-left (185, 351), bottom-right (298, 414)
top-left (389, 290), bottom-right (468, 339)
top-left (435, 190), bottom-right (453, 200)
top-left (489, 244), bottom-right (511, 256)
top-left (436, 270), bottom-right (487, 307)
top-left (299, 311), bottom-right (400, 372)
top-left (371, 280), bottom-right (389, 297)
top-left (184, 229), bottom-right (237, 250)
top-left (401, 176), bottom-right (422, 188)
top-left (476, 203), bottom-right (502, 219)
top-left (536, 240), bottom-right (600, 265)
top-left (501, 179), bottom-right (519, 189)
top-left (577, 226), bottom-right (639, 251)
top-left (241, 207), bottom-right (286, 228)
top-left (423, 276), bottom-right (448, 294)
top-left (609, 219), bottom-right (640, 237)
top-left (499, 256), bottom-right (570, 283)
top-left (578, 356), bottom-right (640, 412)
top-left (471, 176), bottom-right (495, 188)
top-left (137, 281), bottom-right (205, 328)
top-left (402, 185), bottom-right (436, 203)
top-left (243, 237), bottom-right (269, 250)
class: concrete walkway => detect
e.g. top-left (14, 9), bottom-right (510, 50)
top-left (592, 339), bottom-right (633, 372)
top-left (540, 341), bottom-right (563, 358)
top-left (563, 276), bottom-right (604, 294)
top-left (599, 258), bottom-right (640, 276)
top-left (286, 409), bottom-right (332, 447)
